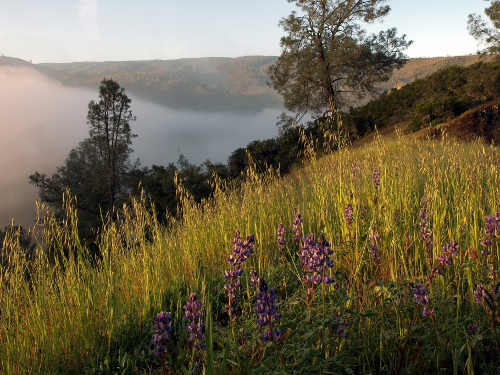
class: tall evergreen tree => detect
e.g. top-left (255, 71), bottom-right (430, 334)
top-left (86, 79), bottom-right (137, 208)
top-left (30, 79), bottom-right (137, 237)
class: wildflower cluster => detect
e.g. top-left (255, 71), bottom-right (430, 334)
top-left (298, 234), bottom-right (334, 301)
top-left (152, 312), bottom-right (173, 357)
top-left (250, 270), bottom-right (281, 343)
top-left (429, 240), bottom-right (459, 280)
top-left (433, 240), bottom-right (459, 275)
top-left (293, 212), bottom-right (303, 243)
top-left (419, 197), bottom-right (432, 253)
top-left (183, 293), bottom-right (205, 350)
top-left (438, 240), bottom-right (459, 266)
top-left (473, 284), bottom-right (498, 314)
top-left (412, 284), bottom-right (433, 317)
top-left (481, 213), bottom-right (499, 256)
top-left (224, 231), bottom-right (255, 320)
top-left (277, 224), bottom-right (286, 260)
top-left (333, 311), bottom-right (348, 338)
top-left (368, 228), bottom-right (381, 264)
top-left (372, 168), bottom-right (380, 189)
top-left (344, 204), bottom-right (353, 230)
top-left (466, 324), bottom-right (478, 337)
top-left (473, 284), bottom-right (487, 305)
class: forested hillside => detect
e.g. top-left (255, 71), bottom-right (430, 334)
top-left (346, 61), bottom-right (500, 141)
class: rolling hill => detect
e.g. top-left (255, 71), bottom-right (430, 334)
top-left (24, 54), bottom-right (500, 112)
top-left (36, 56), bottom-right (280, 112)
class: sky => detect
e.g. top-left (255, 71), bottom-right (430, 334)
top-left (0, 0), bottom-right (491, 63)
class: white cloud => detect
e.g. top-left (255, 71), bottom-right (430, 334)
top-left (77, 0), bottom-right (100, 41)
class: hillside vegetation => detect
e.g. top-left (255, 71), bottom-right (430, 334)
top-left (1, 136), bottom-right (499, 374)
top-left (416, 100), bottom-right (500, 143)
top-left (346, 61), bottom-right (500, 140)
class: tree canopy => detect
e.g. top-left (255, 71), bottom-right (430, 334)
top-left (30, 79), bottom-right (137, 238)
top-left (268, 0), bottom-right (411, 117)
top-left (468, 1), bottom-right (500, 55)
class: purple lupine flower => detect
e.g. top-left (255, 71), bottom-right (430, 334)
top-left (419, 198), bottom-right (432, 253)
top-left (394, 210), bottom-right (401, 224)
top-left (152, 311), bottom-right (173, 357)
top-left (183, 293), bottom-right (205, 350)
top-left (250, 269), bottom-right (260, 286)
top-left (437, 240), bottom-right (459, 268)
top-left (297, 234), bottom-right (334, 302)
top-left (442, 240), bottom-right (459, 256)
top-left (352, 162), bottom-right (360, 181)
top-left (466, 324), bottom-right (478, 337)
top-left (337, 322), bottom-right (347, 338)
top-left (373, 168), bottom-right (380, 189)
top-left (251, 272), bottom-right (281, 343)
top-left (368, 228), bottom-right (381, 264)
top-left (277, 224), bottom-right (286, 247)
top-left (344, 204), bottom-right (354, 229)
top-left (228, 231), bottom-right (255, 267)
top-left (485, 212), bottom-right (500, 236)
top-left (412, 284), bottom-right (433, 317)
top-left (488, 264), bottom-right (498, 282)
top-left (436, 254), bottom-right (452, 267)
top-left (334, 312), bottom-right (348, 338)
top-left (224, 231), bottom-right (255, 320)
top-left (480, 213), bottom-right (499, 256)
top-left (473, 284), bottom-right (487, 305)
top-left (293, 213), bottom-right (303, 243)
top-left (277, 224), bottom-right (286, 261)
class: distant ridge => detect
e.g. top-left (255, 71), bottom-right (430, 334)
top-left (36, 56), bottom-right (279, 112)
top-left (0, 56), bottom-right (33, 66)
top-left (0, 54), bottom-right (495, 112)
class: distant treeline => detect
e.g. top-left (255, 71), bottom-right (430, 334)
top-left (129, 118), bottom-right (340, 224)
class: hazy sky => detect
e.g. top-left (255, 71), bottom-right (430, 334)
top-left (0, 0), bottom-right (490, 62)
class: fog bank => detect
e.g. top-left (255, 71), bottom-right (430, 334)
top-left (0, 67), bottom-right (280, 227)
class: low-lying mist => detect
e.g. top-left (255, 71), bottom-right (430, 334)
top-left (0, 67), bottom-right (280, 227)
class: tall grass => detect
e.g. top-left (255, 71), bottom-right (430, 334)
top-left (0, 135), bottom-right (498, 374)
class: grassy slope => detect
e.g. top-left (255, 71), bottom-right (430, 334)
top-left (1, 136), bottom-right (499, 374)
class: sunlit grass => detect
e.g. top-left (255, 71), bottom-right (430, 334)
top-left (0, 135), bottom-right (499, 374)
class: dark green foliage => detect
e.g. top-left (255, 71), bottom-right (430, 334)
top-left (227, 118), bottom-right (340, 177)
top-left (131, 158), bottom-right (231, 222)
top-left (345, 62), bottom-right (500, 136)
top-left (30, 79), bottom-right (137, 239)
